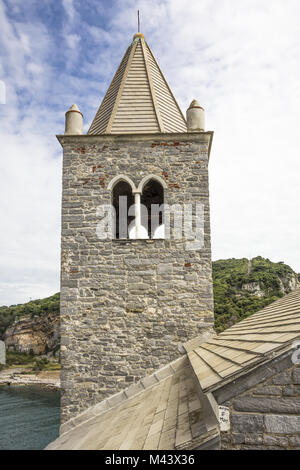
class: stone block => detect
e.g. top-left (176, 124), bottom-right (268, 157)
top-left (141, 374), bottom-right (159, 389)
top-left (232, 433), bottom-right (245, 444)
top-left (242, 445), bottom-right (283, 450)
top-left (244, 434), bottom-right (263, 445)
top-left (282, 385), bottom-right (300, 396)
top-left (124, 381), bottom-right (144, 398)
top-left (270, 370), bottom-right (291, 385)
top-left (91, 400), bottom-right (110, 415)
top-left (293, 367), bottom-right (300, 385)
top-left (155, 365), bottom-right (174, 381)
top-left (289, 435), bottom-right (300, 448)
top-left (157, 263), bottom-right (173, 274)
top-left (253, 386), bottom-right (281, 396)
top-left (233, 396), bottom-right (300, 414)
top-left (263, 434), bottom-right (288, 448)
top-left (231, 413), bottom-right (264, 433)
top-left (265, 415), bottom-right (300, 434)
top-left (107, 391), bottom-right (127, 407)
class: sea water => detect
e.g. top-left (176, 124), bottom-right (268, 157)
top-left (0, 385), bottom-right (60, 450)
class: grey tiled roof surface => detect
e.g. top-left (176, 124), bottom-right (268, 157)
top-left (46, 357), bottom-right (218, 450)
top-left (47, 289), bottom-right (300, 450)
top-left (189, 288), bottom-right (300, 391)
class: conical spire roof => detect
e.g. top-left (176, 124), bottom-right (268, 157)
top-left (88, 33), bottom-right (187, 134)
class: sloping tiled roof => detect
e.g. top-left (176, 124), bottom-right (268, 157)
top-left (189, 288), bottom-right (300, 392)
top-left (47, 288), bottom-right (300, 450)
top-left (46, 357), bottom-right (219, 450)
top-left (88, 33), bottom-right (187, 135)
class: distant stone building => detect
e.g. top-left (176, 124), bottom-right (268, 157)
top-left (59, 32), bottom-right (215, 423)
top-left (0, 340), bottom-right (5, 365)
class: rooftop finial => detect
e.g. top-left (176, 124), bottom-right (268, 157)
top-left (133, 11), bottom-right (144, 42)
top-left (133, 10), bottom-right (144, 40)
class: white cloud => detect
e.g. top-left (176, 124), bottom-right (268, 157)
top-left (62, 0), bottom-right (76, 23)
top-left (61, 0), bottom-right (82, 69)
top-left (0, 0), bottom-right (300, 306)
top-left (0, 1), bottom-right (61, 305)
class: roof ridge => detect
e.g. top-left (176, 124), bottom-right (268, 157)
top-left (231, 307), bottom-right (300, 325)
top-left (87, 44), bottom-right (132, 134)
top-left (140, 39), bottom-right (164, 132)
top-left (206, 338), bottom-right (265, 355)
top-left (105, 40), bottom-right (138, 133)
top-left (193, 348), bottom-right (223, 379)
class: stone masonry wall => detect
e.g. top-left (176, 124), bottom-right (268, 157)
top-left (221, 360), bottom-right (300, 450)
top-left (59, 133), bottom-right (214, 423)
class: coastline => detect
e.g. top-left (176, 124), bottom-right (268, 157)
top-left (0, 367), bottom-right (60, 390)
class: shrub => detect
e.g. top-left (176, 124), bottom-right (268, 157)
top-left (33, 358), bottom-right (50, 371)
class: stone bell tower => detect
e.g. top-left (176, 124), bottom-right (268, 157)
top-left (59, 32), bottom-right (214, 423)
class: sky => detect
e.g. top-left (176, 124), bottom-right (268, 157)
top-left (0, 0), bottom-right (300, 306)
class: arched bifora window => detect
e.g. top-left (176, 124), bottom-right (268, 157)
top-left (109, 175), bottom-right (166, 240)
top-left (112, 181), bottom-right (134, 239)
top-left (141, 179), bottom-right (164, 238)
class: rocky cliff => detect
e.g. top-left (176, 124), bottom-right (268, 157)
top-left (4, 311), bottom-right (59, 357)
top-left (0, 293), bottom-right (60, 358)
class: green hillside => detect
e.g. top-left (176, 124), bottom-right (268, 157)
top-left (213, 256), bottom-right (299, 332)
top-left (0, 293), bottom-right (60, 338)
